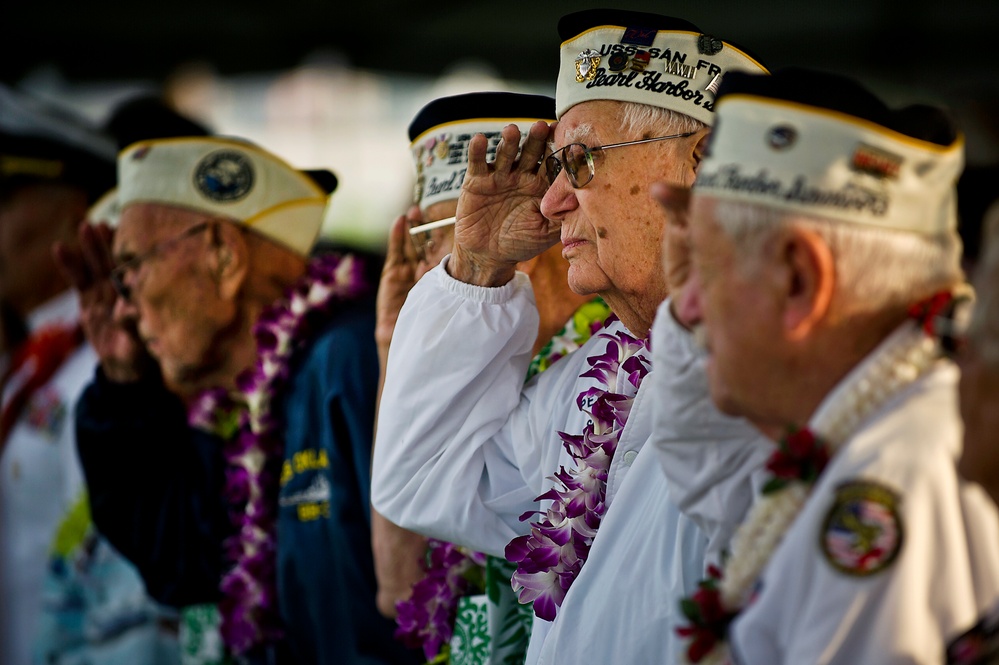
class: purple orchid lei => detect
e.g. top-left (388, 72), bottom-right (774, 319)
top-left (393, 299), bottom-right (614, 661)
top-left (394, 539), bottom-right (487, 662)
top-left (505, 320), bottom-right (650, 621)
top-left (187, 252), bottom-right (366, 657)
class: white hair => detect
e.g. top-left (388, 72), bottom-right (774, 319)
top-left (711, 199), bottom-right (964, 317)
top-left (619, 102), bottom-right (706, 138)
top-left (969, 209), bottom-right (999, 367)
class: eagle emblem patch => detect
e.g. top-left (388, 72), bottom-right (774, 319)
top-left (821, 480), bottom-right (903, 576)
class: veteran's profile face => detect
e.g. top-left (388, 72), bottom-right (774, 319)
top-left (684, 196), bottom-right (785, 423)
top-left (113, 203), bottom-right (235, 387)
top-left (540, 100), bottom-right (700, 300)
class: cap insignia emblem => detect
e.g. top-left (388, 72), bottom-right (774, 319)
top-left (575, 49), bottom-right (601, 83)
top-left (705, 73), bottom-right (724, 95)
top-left (697, 34), bottom-right (723, 55)
top-left (194, 150), bottom-right (254, 202)
top-left (851, 143), bottom-right (902, 180)
top-left (766, 125), bottom-right (798, 150)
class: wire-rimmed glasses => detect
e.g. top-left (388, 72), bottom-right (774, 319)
top-left (545, 132), bottom-right (697, 188)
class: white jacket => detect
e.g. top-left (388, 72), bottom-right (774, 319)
top-left (730, 334), bottom-right (999, 664)
top-left (373, 260), bottom-right (709, 664)
top-left (648, 299), bottom-right (773, 567)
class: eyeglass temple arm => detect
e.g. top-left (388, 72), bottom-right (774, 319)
top-left (408, 216), bottom-right (457, 236)
top-left (595, 132), bottom-right (697, 152)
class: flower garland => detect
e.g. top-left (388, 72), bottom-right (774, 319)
top-left (676, 293), bottom-right (953, 664)
top-left (187, 253), bottom-right (366, 657)
top-left (506, 320), bottom-right (650, 621)
top-left (394, 298), bottom-right (614, 660)
top-left (527, 297), bottom-right (610, 379)
top-left (394, 540), bottom-right (487, 662)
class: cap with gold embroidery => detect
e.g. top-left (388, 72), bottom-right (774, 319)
top-left (555, 9), bottom-right (768, 124)
top-left (118, 137), bottom-right (337, 256)
top-left (694, 67), bottom-right (963, 235)
top-left (408, 92), bottom-right (555, 211)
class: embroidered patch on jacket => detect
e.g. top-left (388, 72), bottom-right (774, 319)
top-left (946, 605), bottom-right (999, 664)
top-left (820, 480), bottom-right (903, 576)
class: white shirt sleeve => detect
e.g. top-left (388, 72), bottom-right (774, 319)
top-left (371, 258), bottom-right (545, 557)
top-left (648, 298), bottom-right (774, 565)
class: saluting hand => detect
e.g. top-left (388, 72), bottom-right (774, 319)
top-left (54, 222), bottom-right (153, 383)
top-left (450, 120), bottom-right (560, 287)
top-left (374, 206), bottom-right (422, 368)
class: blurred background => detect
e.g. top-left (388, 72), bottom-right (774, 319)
top-left (4, 0), bottom-right (999, 256)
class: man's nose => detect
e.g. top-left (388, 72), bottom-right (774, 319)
top-left (540, 170), bottom-right (578, 225)
top-left (112, 288), bottom-right (139, 324)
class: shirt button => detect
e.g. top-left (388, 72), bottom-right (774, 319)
top-left (622, 450), bottom-right (638, 465)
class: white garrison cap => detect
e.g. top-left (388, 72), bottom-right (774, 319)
top-left (118, 136), bottom-right (334, 256)
top-left (694, 68), bottom-right (963, 235)
top-left (409, 92), bottom-right (556, 211)
top-left (555, 9), bottom-right (768, 124)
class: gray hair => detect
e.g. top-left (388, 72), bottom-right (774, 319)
top-left (619, 102), bottom-right (706, 138)
top-left (969, 207), bottom-right (999, 367)
top-left (711, 199), bottom-right (964, 317)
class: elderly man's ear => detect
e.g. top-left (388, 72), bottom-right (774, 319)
top-left (774, 227), bottom-right (835, 341)
top-left (210, 221), bottom-right (249, 300)
top-left (693, 131), bottom-right (710, 170)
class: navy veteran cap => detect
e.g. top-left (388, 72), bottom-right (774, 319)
top-left (0, 84), bottom-right (116, 203)
top-left (119, 136), bottom-right (336, 256)
top-left (408, 92), bottom-right (555, 211)
top-left (555, 9), bottom-right (768, 124)
top-left (694, 67), bottom-right (962, 235)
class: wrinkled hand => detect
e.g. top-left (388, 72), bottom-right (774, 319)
top-left (54, 222), bottom-right (152, 383)
top-left (375, 207), bottom-right (422, 367)
top-left (450, 120), bottom-right (560, 286)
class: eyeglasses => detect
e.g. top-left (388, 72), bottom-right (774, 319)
top-left (110, 221), bottom-right (212, 301)
top-left (408, 216), bottom-right (456, 262)
top-left (545, 132), bottom-right (697, 188)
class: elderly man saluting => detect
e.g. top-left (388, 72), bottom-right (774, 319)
top-left (60, 137), bottom-right (421, 664)
top-left (671, 68), bottom-right (999, 663)
top-left (372, 9), bottom-right (767, 664)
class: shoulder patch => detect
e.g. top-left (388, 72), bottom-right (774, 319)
top-left (821, 480), bottom-right (903, 576)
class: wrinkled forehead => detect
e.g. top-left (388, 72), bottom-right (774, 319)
top-left (115, 202), bottom-right (207, 250)
top-left (552, 101), bottom-right (622, 147)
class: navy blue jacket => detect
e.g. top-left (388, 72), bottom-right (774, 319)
top-left (76, 294), bottom-right (421, 665)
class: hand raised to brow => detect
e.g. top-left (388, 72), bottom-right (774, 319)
top-left (53, 222), bottom-right (154, 383)
top-left (374, 206), bottom-right (422, 368)
top-left (450, 120), bottom-right (560, 287)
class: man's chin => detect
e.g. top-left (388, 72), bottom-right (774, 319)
top-left (566, 266), bottom-right (601, 298)
top-left (160, 361), bottom-right (215, 401)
